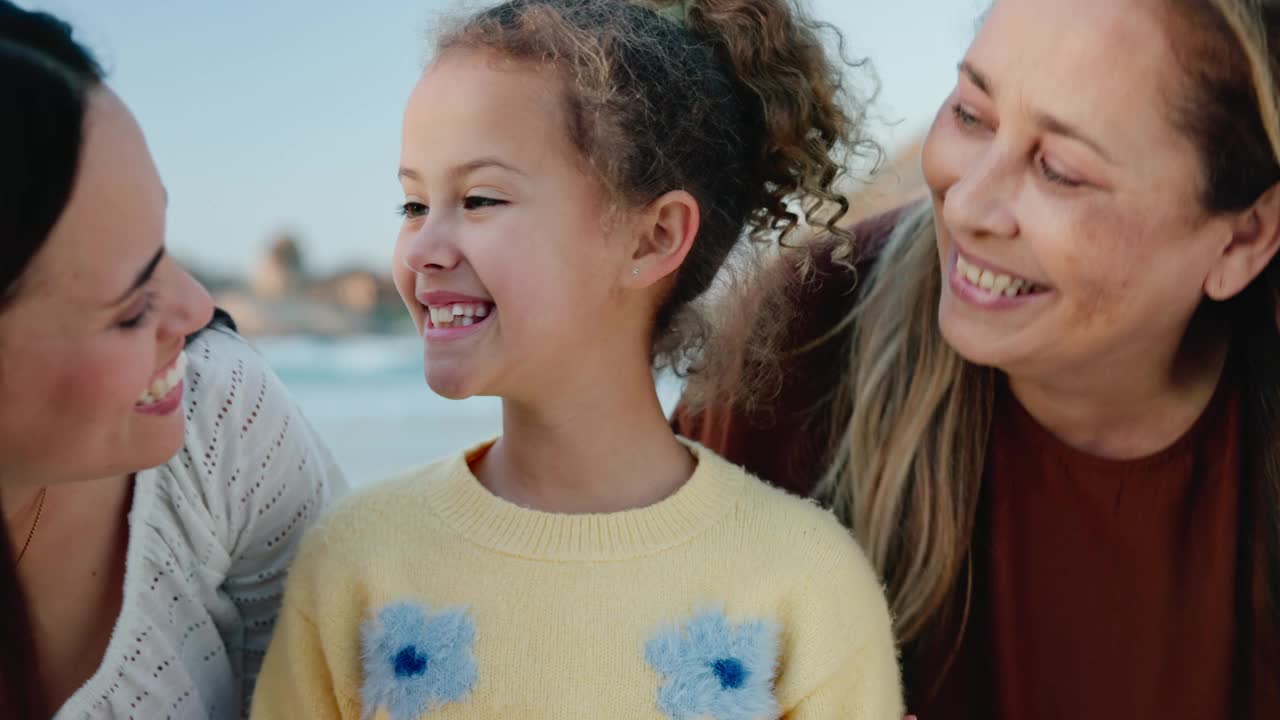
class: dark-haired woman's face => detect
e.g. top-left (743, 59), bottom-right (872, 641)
top-left (920, 0), bottom-right (1272, 386)
top-left (0, 89), bottom-right (212, 491)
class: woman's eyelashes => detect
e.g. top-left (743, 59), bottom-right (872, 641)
top-left (118, 291), bottom-right (158, 331)
top-left (1037, 154), bottom-right (1083, 188)
top-left (951, 101), bottom-right (982, 130)
top-left (396, 196), bottom-right (508, 220)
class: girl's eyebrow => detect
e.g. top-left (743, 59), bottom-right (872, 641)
top-left (398, 157), bottom-right (528, 183)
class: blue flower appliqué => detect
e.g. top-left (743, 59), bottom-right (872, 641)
top-left (360, 601), bottom-right (477, 719)
top-left (645, 608), bottom-right (782, 720)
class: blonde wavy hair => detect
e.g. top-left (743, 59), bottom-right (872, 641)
top-left (813, 0), bottom-right (1280, 649)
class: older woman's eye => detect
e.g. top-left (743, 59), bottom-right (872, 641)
top-left (951, 102), bottom-right (982, 129)
top-left (1039, 155), bottom-right (1082, 187)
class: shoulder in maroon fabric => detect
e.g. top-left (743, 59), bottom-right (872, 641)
top-left (674, 205), bottom-right (911, 496)
top-left (913, 377), bottom-right (1280, 719)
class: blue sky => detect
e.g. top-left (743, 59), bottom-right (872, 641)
top-left (25, 0), bottom-right (984, 276)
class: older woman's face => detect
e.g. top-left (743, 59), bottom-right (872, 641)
top-left (921, 0), bottom-right (1270, 382)
top-left (0, 89), bottom-right (212, 491)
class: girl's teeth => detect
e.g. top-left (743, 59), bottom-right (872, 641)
top-left (427, 302), bottom-right (493, 328)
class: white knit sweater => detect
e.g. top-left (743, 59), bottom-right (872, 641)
top-left (52, 324), bottom-right (346, 720)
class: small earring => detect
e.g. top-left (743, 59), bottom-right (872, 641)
top-left (632, 267), bottom-right (640, 276)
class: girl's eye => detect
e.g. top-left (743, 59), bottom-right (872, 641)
top-left (951, 102), bottom-right (982, 129)
top-left (397, 202), bottom-right (428, 219)
top-left (1038, 155), bottom-right (1082, 188)
top-left (463, 196), bottom-right (506, 211)
top-left (119, 292), bottom-right (157, 331)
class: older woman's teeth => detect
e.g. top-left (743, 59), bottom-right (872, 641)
top-left (137, 351), bottom-right (188, 405)
top-left (957, 256), bottom-right (1039, 297)
top-left (427, 303), bottom-right (493, 328)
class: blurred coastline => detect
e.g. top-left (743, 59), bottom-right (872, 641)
top-left (253, 335), bottom-right (502, 487)
top-left (255, 335), bottom-right (684, 487)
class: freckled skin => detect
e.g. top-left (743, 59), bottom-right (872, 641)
top-left (921, 0), bottom-right (1232, 388)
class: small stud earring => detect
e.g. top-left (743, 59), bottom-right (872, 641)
top-left (632, 267), bottom-right (640, 276)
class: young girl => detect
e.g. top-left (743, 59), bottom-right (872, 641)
top-left (252, 0), bottom-right (901, 717)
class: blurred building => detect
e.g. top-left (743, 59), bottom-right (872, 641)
top-left (251, 232), bottom-right (307, 299)
top-left (213, 231), bottom-right (407, 337)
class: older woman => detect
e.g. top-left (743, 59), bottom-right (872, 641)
top-left (0, 4), bottom-right (344, 717)
top-left (680, 0), bottom-right (1280, 716)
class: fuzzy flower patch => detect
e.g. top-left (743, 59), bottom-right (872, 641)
top-left (360, 602), bottom-right (477, 719)
top-left (645, 608), bottom-right (782, 720)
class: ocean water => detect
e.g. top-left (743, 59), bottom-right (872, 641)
top-left (254, 335), bottom-right (685, 487)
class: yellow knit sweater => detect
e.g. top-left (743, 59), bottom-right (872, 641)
top-left (251, 441), bottom-right (903, 719)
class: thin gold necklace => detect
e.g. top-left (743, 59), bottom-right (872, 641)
top-left (14, 487), bottom-right (47, 566)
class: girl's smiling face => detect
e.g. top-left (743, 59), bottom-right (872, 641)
top-left (394, 50), bottom-right (641, 403)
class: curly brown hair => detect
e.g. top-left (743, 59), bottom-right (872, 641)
top-left (436, 0), bottom-right (876, 370)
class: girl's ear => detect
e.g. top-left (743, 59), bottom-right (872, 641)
top-left (624, 190), bottom-right (699, 287)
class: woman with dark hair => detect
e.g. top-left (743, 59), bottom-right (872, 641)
top-left (0, 4), bottom-right (344, 718)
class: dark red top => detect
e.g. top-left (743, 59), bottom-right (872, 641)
top-left (909, 378), bottom-right (1278, 719)
top-left (675, 210), bottom-right (1280, 718)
